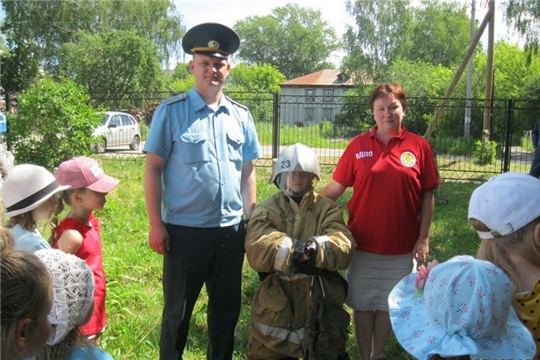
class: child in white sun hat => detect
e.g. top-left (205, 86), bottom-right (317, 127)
top-left (2, 164), bottom-right (70, 252)
top-left (53, 156), bottom-right (119, 344)
top-left (34, 248), bottom-right (113, 359)
top-left (472, 172), bottom-right (540, 359)
top-left (388, 255), bottom-right (536, 360)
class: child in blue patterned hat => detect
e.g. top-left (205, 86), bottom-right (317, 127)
top-left (388, 255), bottom-right (535, 360)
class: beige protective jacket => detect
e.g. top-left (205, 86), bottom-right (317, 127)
top-left (245, 191), bottom-right (356, 360)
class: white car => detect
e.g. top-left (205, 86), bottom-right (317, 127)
top-left (92, 111), bottom-right (141, 152)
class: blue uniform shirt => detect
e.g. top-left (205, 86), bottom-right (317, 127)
top-left (144, 88), bottom-right (262, 227)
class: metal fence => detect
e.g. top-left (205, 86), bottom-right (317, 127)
top-left (88, 91), bottom-right (540, 181)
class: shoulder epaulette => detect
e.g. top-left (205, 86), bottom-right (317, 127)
top-left (225, 95), bottom-right (248, 111)
top-left (162, 92), bottom-right (189, 105)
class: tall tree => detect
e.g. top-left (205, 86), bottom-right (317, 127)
top-left (407, 0), bottom-right (472, 67)
top-left (343, 0), bottom-right (413, 82)
top-left (343, 0), bottom-right (472, 81)
top-left (503, 0), bottom-right (540, 58)
top-left (0, 0), bottom-right (184, 92)
top-left (58, 30), bottom-right (170, 109)
top-left (234, 3), bottom-right (340, 79)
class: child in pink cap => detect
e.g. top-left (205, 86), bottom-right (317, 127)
top-left (53, 156), bottom-right (119, 344)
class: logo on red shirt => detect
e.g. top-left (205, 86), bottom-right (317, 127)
top-left (400, 151), bottom-right (417, 167)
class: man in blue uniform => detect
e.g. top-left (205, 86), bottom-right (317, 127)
top-left (143, 22), bottom-right (262, 359)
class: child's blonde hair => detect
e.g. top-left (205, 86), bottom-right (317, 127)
top-left (475, 216), bottom-right (540, 293)
top-left (5, 212), bottom-right (38, 231)
top-left (49, 188), bottom-right (88, 244)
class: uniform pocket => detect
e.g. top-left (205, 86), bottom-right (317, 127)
top-left (226, 131), bottom-right (244, 162)
top-left (250, 275), bottom-right (306, 358)
top-left (180, 132), bottom-right (209, 164)
top-left (252, 279), bottom-right (290, 335)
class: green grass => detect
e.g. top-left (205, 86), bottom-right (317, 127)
top-left (36, 158), bottom-right (481, 359)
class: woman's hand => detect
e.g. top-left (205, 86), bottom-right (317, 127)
top-left (413, 237), bottom-right (429, 264)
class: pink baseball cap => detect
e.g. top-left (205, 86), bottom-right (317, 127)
top-left (55, 157), bottom-right (119, 193)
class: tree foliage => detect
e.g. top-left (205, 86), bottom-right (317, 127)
top-left (407, 0), bottom-right (473, 67)
top-left (233, 3), bottom-right (340, 79)
top-left (343, 0), bottom-right (472, 82)
top-left (343, 0), bottom-right (413, 82)
top-left (503, 0), bottom-right (540, 57)
top-left (171, 63), bottom-right (194, 94)
top-left (4, 77), bottom-right (101, 171)
top-left (226, 63), bottom-right (286, 122)
top-left (58, 30), bottom-right (170, 109)
top-left (1, 0), bottom-right (184, 92)
top-left (227, 63), bottom-right (286, 93)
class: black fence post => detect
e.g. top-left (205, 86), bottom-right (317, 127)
top-left (272, 92), bottom-right (280, 159)
top-left (502, 99), bottom-right (513, 173)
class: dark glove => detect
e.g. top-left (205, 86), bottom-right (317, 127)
top-left (292, 240), bottom-right (319, 274)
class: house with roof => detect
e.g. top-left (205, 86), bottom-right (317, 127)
top-left (279, 69), bottom-right (355, 126)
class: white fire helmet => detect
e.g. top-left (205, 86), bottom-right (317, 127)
top-left (272, 143), bottom-right (321, 197)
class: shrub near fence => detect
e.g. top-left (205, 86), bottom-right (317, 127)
top-left (90, 91), bottom-right (540, 181)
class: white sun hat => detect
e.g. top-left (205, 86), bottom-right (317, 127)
top-left (468, 172), bottom-right (540, 239)
top-left (389, 255), bottom-right (536, 360)
top-left (2, 164), bottom-right (71, 218)
top-left (34, 249), bottom-right (95, 345)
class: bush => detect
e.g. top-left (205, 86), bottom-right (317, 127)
top-left (139, 122), bottom-right (149, 142)
top-left (5, 77), bottom-right (101, 170)
top-left (472, 139), bottom-right (497, 165)
top-left (319, 120), bottom-right (334, 138)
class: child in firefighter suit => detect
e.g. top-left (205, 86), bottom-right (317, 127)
top-left (245, 143), bottom-right (356, 360)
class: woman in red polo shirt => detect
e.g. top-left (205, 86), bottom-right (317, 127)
top-left (321, 83), bottom-right (439, 360)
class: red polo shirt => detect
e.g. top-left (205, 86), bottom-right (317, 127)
top-left (333, 126), bottom-right (439, 255)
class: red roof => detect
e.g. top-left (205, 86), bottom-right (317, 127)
top-left (280, 69), bottom-right (354, 86)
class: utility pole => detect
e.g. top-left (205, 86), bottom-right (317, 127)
top-left (482, 0), bottom-right (495, 146)
top-left (464, 0), bottom-right (475, 139)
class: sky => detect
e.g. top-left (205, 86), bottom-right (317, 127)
top-left (172, 0), bottom-right (519, 67)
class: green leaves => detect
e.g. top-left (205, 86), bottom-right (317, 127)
top-left (4, 77), bottom-right (101, 170)
top-left (234, 3), bottom-right (340, 79)
top-left (58, 30), bottom-right (169, 109)
top-left (1, 0), bottom-right (184, 93)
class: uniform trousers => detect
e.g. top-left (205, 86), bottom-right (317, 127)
top-left (160, 222), bottom-right (245, 360)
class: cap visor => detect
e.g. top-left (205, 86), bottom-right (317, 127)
top-left (195, 51), bottom-right (228, 59)
top-left (85, 175), bottom-right (119, 193)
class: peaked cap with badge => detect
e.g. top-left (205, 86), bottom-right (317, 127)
top-left (182, 22), bottom-right (240, 59)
